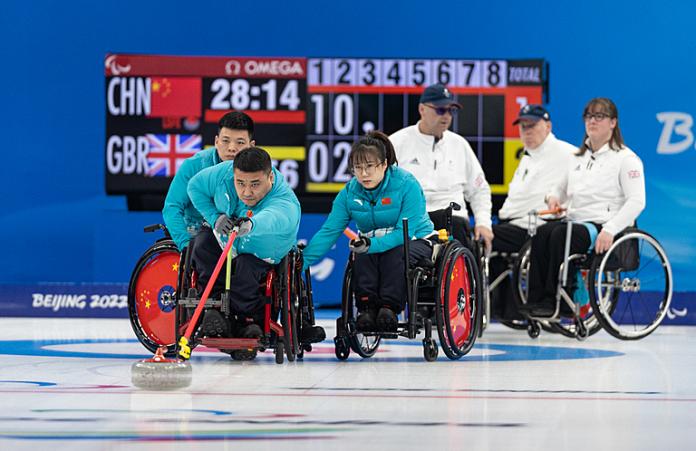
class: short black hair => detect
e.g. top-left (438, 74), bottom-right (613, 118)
top-left (234, 147), bottom-right (272, 174)
top-left (218, 111), bottom-right (254, 139)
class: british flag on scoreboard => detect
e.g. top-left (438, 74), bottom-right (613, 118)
top-left (145, 134), bottom-right (202, 177)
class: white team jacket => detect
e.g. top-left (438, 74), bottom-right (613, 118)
top-left (548, 143), bottom-right (646, 236)
top-left (390, 124), bottom-right (492, 229)
top-left (498, 133), bottom-right (576, 229)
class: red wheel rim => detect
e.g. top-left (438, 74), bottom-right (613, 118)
top-left (444, 254), bottom-right (472, 348)
top-left (134, 250), bottom-right (179, 346)
top-left (285, 262), bottom-right (294, 352)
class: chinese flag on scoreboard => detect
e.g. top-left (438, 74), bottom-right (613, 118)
top-left (149, 77), bottom-right (201, 118)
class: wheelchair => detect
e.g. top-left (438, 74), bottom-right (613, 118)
top-left (480, 236), bottom-right (566, 335)
top-left (128, 224), bottom-right (319, 363)
top-left (480, 211), bottom-right (599, 337)
top-left (514, 217), bottom-right (673, 341)
top-left (479, 245), bottom-right (533, 332)
top-left (333, 218), bottom-right (483, 362)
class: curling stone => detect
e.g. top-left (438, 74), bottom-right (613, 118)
top-left (131, 346), bottom-right (192, 390)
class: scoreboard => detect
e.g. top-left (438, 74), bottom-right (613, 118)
top-left (105, 54), bottom-right (547, 212)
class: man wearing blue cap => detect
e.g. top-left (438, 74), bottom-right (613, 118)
top-left (390, 83), bottom-right (494, 251)
top-left (490, 104), bottom-right (575, 320)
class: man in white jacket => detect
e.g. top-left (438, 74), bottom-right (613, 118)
top-left (490, 104), bottom-right (576, 320)
top-left (390, 84), bottom-right (493, 251)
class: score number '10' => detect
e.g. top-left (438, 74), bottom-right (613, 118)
top-left (307, 93), bottom-right (358, 185)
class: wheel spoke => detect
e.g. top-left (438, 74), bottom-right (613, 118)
top-left (590, 231), bottom-right (672, 339)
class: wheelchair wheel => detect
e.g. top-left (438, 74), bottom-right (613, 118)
top-left (423, 338), bottom-right (439, 361)
top-left (128, 239), bottom-right (180, 355)
top-left (294, 273), bottom-right (307, 360)
top-left (513, 241), bottom-right (555, 334)
top-left (279, 255), bottom-right (299, 362)
top-left (589, 230), bottom-right (672, 340)
top-left (342, 264), bottom-right (381, 358)
top-left (295, 250), bottom-right (317, 356)
top-left (435, 243), bottom-right (480, 359)
top-left (485, 248), bottom-right (527, 331)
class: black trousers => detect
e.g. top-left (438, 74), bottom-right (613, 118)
top-left (428, 209), bottom-right (472, 249)
top-left (352, 239), bottom-right (432, 313)
top-left (528, 221), bottom-right (596, 305)
top-left (489, 222), bottom-right (529, 320)
top-left (190, 226), bottom-right (272, 315)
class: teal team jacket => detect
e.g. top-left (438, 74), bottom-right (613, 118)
top-left (187, 161), bottom-right (301, 264)
top-left (303, 165), bottom-right (434, 270)
top-left (162, 147), bottom-right (222, 250)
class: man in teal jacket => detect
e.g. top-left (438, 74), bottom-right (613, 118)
top-left (187, 147), bottom-right (323, 353)
top-left (162, 111), bottom-right (254, 251)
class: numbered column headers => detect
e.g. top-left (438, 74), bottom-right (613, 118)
top-left (307, 58), bottom-right (544, 88)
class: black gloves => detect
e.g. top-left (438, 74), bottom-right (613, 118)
top-left (214, 215), bottom-right (253, 237)
top-left (214, 214), bottom-right (235, 235)
top-left (234, 217), bottom-right (253, 237)
top-left (349, 236), bottom-right (371, 254)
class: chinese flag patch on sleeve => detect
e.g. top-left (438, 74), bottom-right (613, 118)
top-left (381, 197), bottom-right (392, 205)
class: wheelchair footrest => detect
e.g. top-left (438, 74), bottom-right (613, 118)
top-left (525, 314), bottom-right (558, 321)
top-left (200, 337), bottom-right (262, 350)
top-left (179, 297), bottom-right (222, 308)
top-left (376, 333), bottom-right (399, 339)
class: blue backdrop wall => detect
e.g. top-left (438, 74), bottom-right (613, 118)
top-left (1, 0), bottom-right (695, 321)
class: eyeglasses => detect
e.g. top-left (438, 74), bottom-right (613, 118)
top-left (583, 112), bottom-right (612, 122)
top-left (351, 161), bottom-right (383, 175)
top-left (424, 104), bottom-right (459, 116)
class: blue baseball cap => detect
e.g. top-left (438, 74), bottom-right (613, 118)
top-left (513, 104), bottom-right (550, 125)
top-left (419, 84), bottom-right (462, 108)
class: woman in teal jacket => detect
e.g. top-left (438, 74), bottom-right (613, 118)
top-left (303, 131), bottom-right (435, 332)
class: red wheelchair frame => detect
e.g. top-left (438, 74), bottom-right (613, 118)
top-left (128, 224), bottom-right (317, 363)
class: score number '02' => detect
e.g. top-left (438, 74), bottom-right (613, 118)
top-left (209, 79), bottom-right (301, 110)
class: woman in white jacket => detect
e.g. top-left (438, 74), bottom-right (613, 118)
top-left (520, 98), bottom-right (646, 317)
